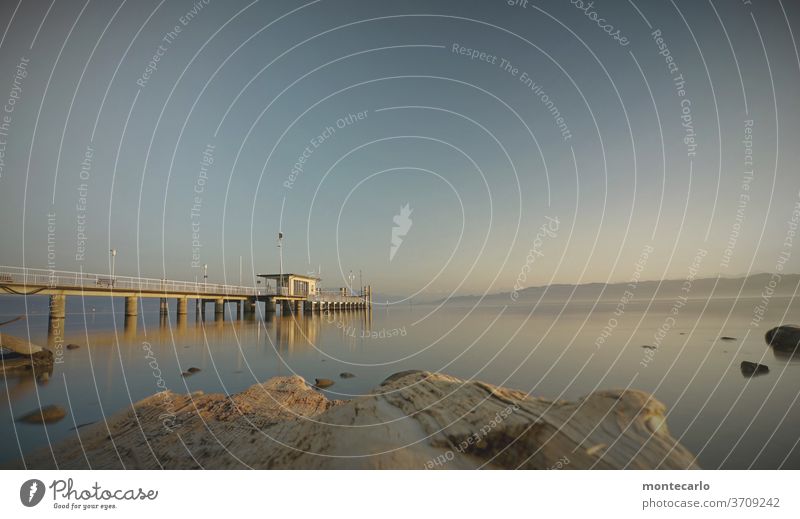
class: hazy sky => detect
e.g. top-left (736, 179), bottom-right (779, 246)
top-left (0, 0), bottom-right (798, 298)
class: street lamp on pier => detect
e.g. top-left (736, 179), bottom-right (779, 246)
top-left (110, 249), bottom-right (117, 286)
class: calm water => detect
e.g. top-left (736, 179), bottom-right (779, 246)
top-left (1, 294), bottom-right (799, 468)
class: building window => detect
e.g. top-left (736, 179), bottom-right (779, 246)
top-left (293, 280), bottom-right (308, 296)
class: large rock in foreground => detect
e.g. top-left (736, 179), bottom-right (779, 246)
top-left (8, 372), bottom-right (698, 469)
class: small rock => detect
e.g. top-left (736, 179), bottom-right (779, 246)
top-left (641, 345), bottom-right (657, 350)
top-left (187, 367), bottom-right (201, 374)
top-left (314, 378), bottom-right (335, 388)
top-left (339, 372), bottom-right (356, 379)
top-left (765, 325), bottom-right (800, 352)
top-left (585, 443), bottom-right (607, 456)
top-left (740, 361), bottom-right (769, 377)
top-left (37, 372), bottom-right (50, 384)
top-left (720, 336), bottom-right (737, 341)
top-left (181, 371), bottom-right (192, 377)
top-left (18, 405), bottom-right (67, 424)
top-left (66, 343), bottom-right (81, 350)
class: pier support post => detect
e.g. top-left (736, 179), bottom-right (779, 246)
top-left (263, 298), bottom-right (275, 314)
top-left (47, 294), bottom-right (65, 353)
top-left (244, 297), bottom-right (256, 317)
top-left (295, 300), bottom-right (303, 314)
top-left (49, 294), bottom-right (66, 320)
top-left (159, 298), bottom-right (168, 316)
top-left (215, 298), bottom-right (225, 316)
top-left (125, 296), bottom-right (138, 316)
top-left (177, 297), bottom-right (188, 315)
top-left (281, 300), bottom-right (292, 315)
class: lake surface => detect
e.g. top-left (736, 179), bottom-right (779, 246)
top-left (1, 294), bottom-right (799, 468)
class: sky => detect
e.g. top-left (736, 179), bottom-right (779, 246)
top-left (0, 0), bottom-right (798, 299)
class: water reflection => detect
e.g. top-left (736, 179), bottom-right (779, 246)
top-left (770, 347), bottom-right (800, 363)
top-left (39, 305), bottom-right (374, 357)
top-left (4, 295), bottom-right (799, 468)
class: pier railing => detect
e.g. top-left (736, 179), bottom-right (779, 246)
top-left (310, 290), bottom-right (366, 303)
top-left (0, 266), bottom-right (264, 297)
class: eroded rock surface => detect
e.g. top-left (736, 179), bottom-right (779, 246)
top-left (8, 372), bottom-right (699, 470)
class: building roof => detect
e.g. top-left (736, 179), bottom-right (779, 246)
top-left (257, 273), bottom-right (320, 281)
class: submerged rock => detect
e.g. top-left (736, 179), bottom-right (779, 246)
top-left (641, 345), bottom-right (657, 350)
top-left (314, 378), bottom-right (335, 388)
top-left (765, 325), bottom-right (800, 352)
top-left (7, 371), bottom-right (700, 470)
top-left (69, 421), bottom-right (96, 431)
top-left (187, 367), bottom-right (201, 374)
top-left (18, 405), bottom-right (66, 424)
top-left (740, 361), bottom-right (769, 377)
top-left (720, 336), bottom-right (737, 341)
top-left (339, 372), bottom-right (356, 379)
top-left (66, 343), bottom-right (81, 350)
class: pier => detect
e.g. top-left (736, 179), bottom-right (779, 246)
top-left (0, 266), bottom-right (372, 324)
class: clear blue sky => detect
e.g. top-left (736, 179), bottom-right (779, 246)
top-left (0, 0), bottom-right (798, 298)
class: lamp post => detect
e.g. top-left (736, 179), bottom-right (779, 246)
top-left (348, 270), bottom-right (355, 296)
top-left (277, 232), bottom-right (284, 294)
top-left (203, 264), bottom-right (208, 291)
top-left (110, 249), bottom-right (117, 286)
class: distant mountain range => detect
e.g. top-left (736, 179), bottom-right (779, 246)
top-left (433, 273), bottom-right (800, 304)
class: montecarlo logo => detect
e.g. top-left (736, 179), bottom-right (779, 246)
top-left (20, 479), bottom-right (45, 507)
top-left (20, 478), bottom-right (158, 508)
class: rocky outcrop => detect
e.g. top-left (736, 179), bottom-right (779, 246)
top-left (765, 325), bottom-right (800, 352)
top-left (0, 333), bottom-right (53, 375)
top-left (7, 372), bottom-right (699, 470)
top-left (0, 332), bottom-right (43, 355)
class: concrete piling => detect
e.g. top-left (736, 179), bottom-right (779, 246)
top-left (124, 296), bottom-right (138, 316)
top-left (49, 294), bottom-right (66, 320)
